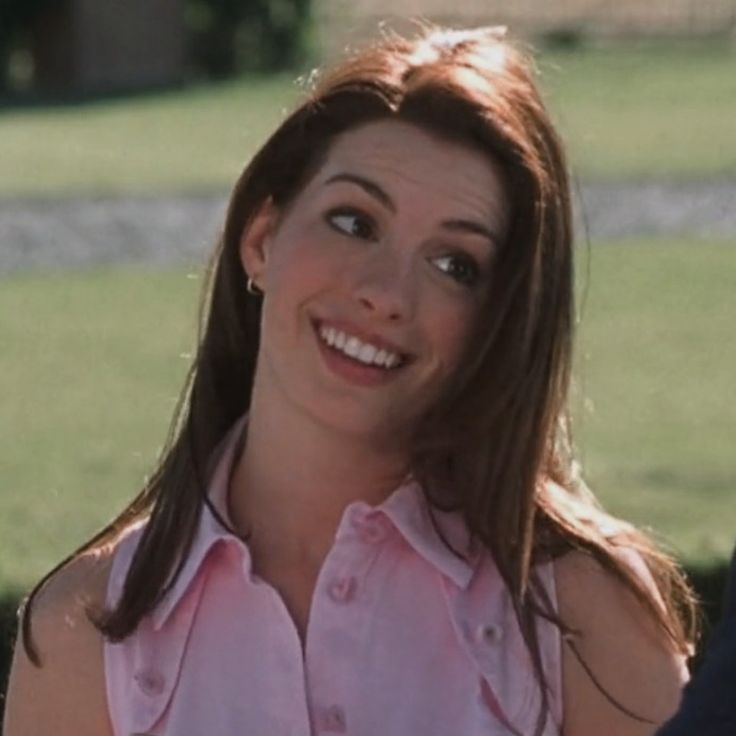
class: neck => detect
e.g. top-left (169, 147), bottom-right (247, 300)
top-left (228, 382), bottom-right (410, 571)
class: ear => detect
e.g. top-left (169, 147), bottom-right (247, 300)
top-left (238, 199), bottom-right (280, 291)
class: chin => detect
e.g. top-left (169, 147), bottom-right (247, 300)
top-left (307, 399), bottom-right (412, 446)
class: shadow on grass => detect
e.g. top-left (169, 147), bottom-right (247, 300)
top-left (0, 589), bottom-right (21, 730)
top-left (0, 79), bottom-right (188, 111)
top-left (0, 71), bottom-right (281, 112)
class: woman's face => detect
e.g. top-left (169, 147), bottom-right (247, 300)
top-left (241, 119), bottom-right (509, 447)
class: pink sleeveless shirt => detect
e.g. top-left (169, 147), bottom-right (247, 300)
top-left (104, 418), bottom-right (563, 735)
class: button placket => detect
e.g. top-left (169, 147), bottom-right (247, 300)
top-left (308, 515), bottom-right (378, 736)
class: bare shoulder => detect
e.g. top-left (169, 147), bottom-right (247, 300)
top-left (555, 549), bottom-right (688, 736)
top-left (3, 546), bottom-right (116, 736)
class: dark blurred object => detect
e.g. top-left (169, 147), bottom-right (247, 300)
top-left (688, 559), bottom-right (736, 671)
top-left (0, 0), bottom-right (52, 93)
top-left (0, 0), bottom-right (312, 99)
top-left (657, 548), bottom-right (736, 736)
top-left (30, 0), bottom-right (185, 95)
top-left (186, 0), bottom-right (312, 77)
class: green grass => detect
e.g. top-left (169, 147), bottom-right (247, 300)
top-left (575, 238), bottom-right (736, 565)
top-left (1, 239), bottom-right (734, 592)
top-left (0, 266), bottom-right (201, 591)
top-left (0, 44), bottom-right (734, 197)
top-left (0, 75), bottom-right (300, 197)
top-left (541, 43), bottom-right (736, 180)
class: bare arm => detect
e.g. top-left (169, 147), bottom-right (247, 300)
top-left (3, 552), bottom-right (114, 736)
top-left (557, 551), bottom-right (688, 736)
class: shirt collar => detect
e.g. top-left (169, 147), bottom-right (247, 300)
top-left (375, 481), bottom-right (478, 589)
top-left (151, 415), bottom-right (478, 630)
top-left (151, 415), bottom-right (248, 630)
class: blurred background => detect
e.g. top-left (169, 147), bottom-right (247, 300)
top-left (1, 0), bottom-right (735, 714)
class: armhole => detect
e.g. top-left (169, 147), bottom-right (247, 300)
top-left (445, 551), bottom-right (564, 735)
top-left (543, 559), bottom-right (565, 731)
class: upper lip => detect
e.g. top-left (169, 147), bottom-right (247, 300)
top-left (312, 317), bottom-right (414, 360)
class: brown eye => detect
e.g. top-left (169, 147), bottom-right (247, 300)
top-left (432, 253), bottom-right (481, 287)
top-left (326, 208), bottom-right (377, 241)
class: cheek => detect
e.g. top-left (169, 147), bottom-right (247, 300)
top-left (261, 233), bottom-right (345, 338)
top-left (428, 303), bottom-right (478, 369)
top-left (264, 227), bottom-right (332, 294)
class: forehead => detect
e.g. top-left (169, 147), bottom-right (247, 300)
top-left (313, 119), bottom-right (509, 230)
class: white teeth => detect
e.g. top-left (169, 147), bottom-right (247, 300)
top-left (317, 324), bottom-right (403, 369)
top-left (344, 336), bottom-right (361, 358)
top-left (358, 344), bottom-right (377, 363)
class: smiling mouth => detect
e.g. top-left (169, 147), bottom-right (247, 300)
top-left (315, 321), bottom-right (409, 369)
top-left (311, 318), bottom-right (416, 377)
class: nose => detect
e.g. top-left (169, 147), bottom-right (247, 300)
top-left (351, 252), bottom-right (415, 323)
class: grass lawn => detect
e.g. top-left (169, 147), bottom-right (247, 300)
top-left (0, 75), bottom-right (300, 198)
top-left (0, 43), bottom-right (734, 197)
top-left (1, 238), bottom-right (734, 593)
top-left (0, 265), bottom-right (200, 592)
top-left (574, 239), bottom-right (736, 565)
top-left (541, 43), bottom-right (736, 180)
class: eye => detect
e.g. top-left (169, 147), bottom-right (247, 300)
top-left (431, 252), bottom-right (481, 287)
top-left (325, 208), bottom-right (377, 241)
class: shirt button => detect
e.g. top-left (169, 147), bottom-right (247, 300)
top-left (476, 623), bottom-right (502, 644)
top-left (134, 667), bottom-right (165, 696)
top-left (319, 704), bottom-right (347, 733)
top-left (327, 575), bottom-right (358, 603)
top-left (355, 514), bottom-right (387, 544)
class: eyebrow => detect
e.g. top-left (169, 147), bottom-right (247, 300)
top-left (323, 172), bottom-right (502, 247)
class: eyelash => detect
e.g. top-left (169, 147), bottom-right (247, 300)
top-left (324, 207), bottom-right (483, 288)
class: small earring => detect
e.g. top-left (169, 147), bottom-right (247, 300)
top-left (246, 277), bottom-right (263, 297)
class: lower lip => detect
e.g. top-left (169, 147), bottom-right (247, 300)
top-left (313, 325), bottom-right (405, 387)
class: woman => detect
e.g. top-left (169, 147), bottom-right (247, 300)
top-left (5, 25), bottom-right (696, 736)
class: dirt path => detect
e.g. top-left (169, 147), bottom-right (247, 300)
top-left (1, 179), bottom-right (735, 273)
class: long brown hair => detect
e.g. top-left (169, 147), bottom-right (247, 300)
top-left (21, 24), bottom-right (697, 733)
